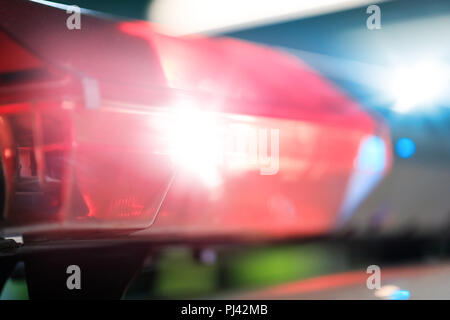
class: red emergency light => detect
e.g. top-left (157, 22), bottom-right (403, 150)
top-left (0, 0), bottom-right (392, 241)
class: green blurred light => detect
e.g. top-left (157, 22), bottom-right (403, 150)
top-left (0, 279), bottom-right (29, 300)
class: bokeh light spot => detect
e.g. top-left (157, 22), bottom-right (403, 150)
top-left (395, 138), bottom-right (416, 159)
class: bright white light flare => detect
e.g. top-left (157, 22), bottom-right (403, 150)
top-left (160, 100), bottom-right (225, 187)
top-left (389, 60), bottom-right (448, 113)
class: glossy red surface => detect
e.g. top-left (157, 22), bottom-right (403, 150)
top-left (0, 0), bottom-right (391, 240)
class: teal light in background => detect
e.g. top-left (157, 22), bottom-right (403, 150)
top-left (338, 136), bottom-right (386, 224)
top-left (356, 136), bottom-right (386, 172)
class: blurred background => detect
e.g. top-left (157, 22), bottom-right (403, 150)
top-left (3, 0), bottom-right (450, 299)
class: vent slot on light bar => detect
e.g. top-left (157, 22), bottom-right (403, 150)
top-left (2, 102), bottom-right (72, 225)
top-left (0, 28), bottom-right (78, 227)
top-left (0, 27), bottom-right (176, 232)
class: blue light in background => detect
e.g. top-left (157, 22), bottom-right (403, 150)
top-left (395, 138), bottom-right (416, 158)
top-left (390, 289), bottom-right (411, 300)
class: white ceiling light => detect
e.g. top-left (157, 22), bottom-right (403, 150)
top-left (149, 0), bottom-right (385, 35)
